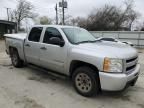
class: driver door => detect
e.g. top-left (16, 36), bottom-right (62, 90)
top-left (39, 27), bottom-right (67, 73)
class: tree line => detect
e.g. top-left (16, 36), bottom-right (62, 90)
top-left (9, 0), bottom-right (144, 31)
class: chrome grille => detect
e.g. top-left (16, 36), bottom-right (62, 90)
top-left (126, 57), bottom-right (138, 63)
top-left (125, 56), bottom-right (138, 74)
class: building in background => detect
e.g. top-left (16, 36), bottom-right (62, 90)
top-left (0, 20), bottom-right (17, 37)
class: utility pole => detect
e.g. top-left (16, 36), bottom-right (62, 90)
top-left (62, 0), bottom-right (65, 25)
top-left (5, 7), bottom-right (10, 21)
top-left (59, 0), bottom-right (67, 25)
top-left (55, 3), bottom-right (58, 24)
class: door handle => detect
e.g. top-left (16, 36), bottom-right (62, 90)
top-left (25, 44), bottom-right (30, 47)
top-left (40, 47), bottom-right (47, 50)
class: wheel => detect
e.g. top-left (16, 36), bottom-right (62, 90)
top-left (10, 49), bottom-right (23, 68)
top-left (72, 66), bottom-right (100, 97)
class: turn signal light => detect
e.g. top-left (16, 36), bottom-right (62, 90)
top-left (103, 57), bottom-right (111, 72)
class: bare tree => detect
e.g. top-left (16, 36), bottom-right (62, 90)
top-left (58, 15), bottom-right (74, 25)
top-left (141, 27), bottom-right (144, 31)
top-left (88, 5), bottom-right (121, 31)
top-left (74, 0), bottom-right (139, 31)
top-left (138, 22), bottom-right (144, 31)
top-left (115, 0), bottom-right (139, 30)
top-left (69, 17), bottom-right (87, 28)
top-left (40, 16), bottom-right (52, 25)
top-left (64, 15), bottom-right (73, 25)
top-left (78, 5), bottom-right (123, 31)
top-left (11, 0), bottom-right (37, 31)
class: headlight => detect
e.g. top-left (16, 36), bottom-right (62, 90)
top-left (103, 58), bottom-right (123, 73)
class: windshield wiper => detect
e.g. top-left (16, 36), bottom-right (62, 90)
top-left (76, 39), bottom-right (101, 44)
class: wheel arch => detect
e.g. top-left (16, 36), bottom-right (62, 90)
top-left (69, 60), bottom-right (100, 78)
top-left (9, 46), bottom-right (18, 56)
top-left (70, 60), bottom-right (102, 94)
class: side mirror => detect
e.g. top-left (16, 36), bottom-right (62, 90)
top-left (49, 37), bottom-right (65, 47)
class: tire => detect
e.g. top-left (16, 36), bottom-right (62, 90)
top-left (10, 49), bottom-right (23, 68)
top-left (72, 66), bottom-right (100, 97)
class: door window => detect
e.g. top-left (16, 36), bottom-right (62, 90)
top-left (43, 27), bottom-right (63, 44)
top-left (28, 27), bottom-right (43, 42)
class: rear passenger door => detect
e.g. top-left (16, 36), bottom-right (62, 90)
top-left (24, 27), bottom-right (43, 65)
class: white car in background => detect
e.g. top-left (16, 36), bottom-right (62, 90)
top-left (97, 37), bottom-right (134, 46)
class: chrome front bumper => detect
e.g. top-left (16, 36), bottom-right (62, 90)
top-left (99, 64), bottom-right (140, 91)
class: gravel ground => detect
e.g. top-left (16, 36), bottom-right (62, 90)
top-left (0, 40), bottom-right (144, 108)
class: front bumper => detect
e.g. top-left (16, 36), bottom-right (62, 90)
top-left (99, 64), bottom-right (140, 91)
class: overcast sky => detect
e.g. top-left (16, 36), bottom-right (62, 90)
top-left (0, 0), bottom-right (144, 24)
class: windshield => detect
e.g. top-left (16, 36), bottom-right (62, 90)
top-left (62, 28), bottom-right (96, 44)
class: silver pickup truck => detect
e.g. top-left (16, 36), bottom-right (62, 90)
top-left (4, 25), bottom-right (140, 97)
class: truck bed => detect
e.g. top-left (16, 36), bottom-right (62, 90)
top-left (4, 33), bottom-right (27, 40)
top-left (4, 33), bottom-right (26, 62)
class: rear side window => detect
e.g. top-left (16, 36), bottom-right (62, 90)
top-left (28, 27), bottom-right (43, 42)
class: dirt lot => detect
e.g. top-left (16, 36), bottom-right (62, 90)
top-left (0, 40), bottom-right (144, 108)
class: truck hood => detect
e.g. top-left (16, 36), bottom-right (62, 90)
top-left (76, 41), bottom-right (138, 59)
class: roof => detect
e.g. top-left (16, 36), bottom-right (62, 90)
top-left (33, 25), bottom-right (80, 29)
top-left (0, 20), bottom-right (16, 25)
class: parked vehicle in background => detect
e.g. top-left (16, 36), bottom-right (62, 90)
top-left (90, 31), bottom-right (144, 48)
top-left (4, 25), bottom-right (140, 97)
top-left (97, 37), bottom-right (134, 46)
